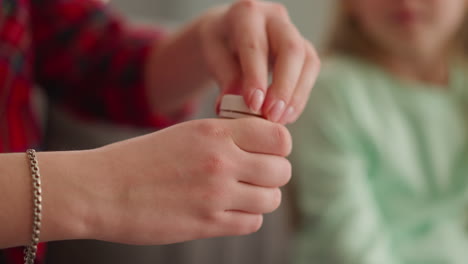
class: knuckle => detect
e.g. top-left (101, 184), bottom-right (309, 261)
top-left (243, 39), bottom-right (264, 53)
top-left (310, 53), bottom-right (321, 69)
top-left (267, 157), bottom-right (292, 187)
top-left (305, 40), bottom-right (321, 65)
top-left (203, 153), bottom-right (228, 176)
top-left (249, 215), bottom-right (264, 234)
top-left (309, 46), bottom-right (320, 62)
top-left (313, 57), bottom-right (322, 73)
top-left (304, 39), bottom-right (313, 51)
top-left (251, 215), bottom-right (264, 233)
top-left (253, 188), bottom-right (281, 213)
top-left (316, 56), bottom-right (322, 70)
top-left (271, 124), bottom-right (292, 156)
top-left (279, 159), bottom-right (292, 186)
top-left (271, 3), bottom-right (288, 17)
top-left (235, 0), bottom-right (258, 11)
top-left (233, 215), bottom-right (263, 235)
top-left (262, 188), bottom-right (281, 212)
top-left (272, 188), bottom-right (282, 210)
top-left (200, 210), bottom-right (224, 228)
top-left (283, 39), bottom-right (305, 56)
top-left (196, 120), bottom-right (230, 139)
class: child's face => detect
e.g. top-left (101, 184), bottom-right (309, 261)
top-left (348, 0), bottom-right (467, 57)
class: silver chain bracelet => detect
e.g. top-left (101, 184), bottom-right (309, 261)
top-left (24, 149), bottom-right (42, 264)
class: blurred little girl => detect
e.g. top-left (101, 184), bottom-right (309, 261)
top-left (292, 0), bottom-right (468, 263)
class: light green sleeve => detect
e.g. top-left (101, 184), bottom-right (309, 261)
top-left (291, 66), bottom-right (400, 264)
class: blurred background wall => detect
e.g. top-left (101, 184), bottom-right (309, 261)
top-left (45, 1), bottom-right (336, 263)
top-left (110, 0), bottom-right (334, 45)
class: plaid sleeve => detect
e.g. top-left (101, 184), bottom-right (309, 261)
top-left (30, 0), bottom-right (191, 127)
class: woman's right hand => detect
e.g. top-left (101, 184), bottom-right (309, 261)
top-left (63, 118), bottom-right (292, 245)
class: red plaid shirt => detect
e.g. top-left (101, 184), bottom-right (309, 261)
top-left (1, 0), bottom-right (184, 263)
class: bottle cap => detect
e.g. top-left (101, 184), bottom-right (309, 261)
top-left (218, 95), bottom-right (263, 119)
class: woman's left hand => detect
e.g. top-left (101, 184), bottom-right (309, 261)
top-left (198, 0), bottom-right (320, 124)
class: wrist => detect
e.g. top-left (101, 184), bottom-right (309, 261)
top-left (144, 16), bottom-right (210, 115)
top-left (37, 149), bottom-right (104, 242)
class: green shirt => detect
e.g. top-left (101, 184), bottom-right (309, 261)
top-left (291, 56), bottom-right (468, 264)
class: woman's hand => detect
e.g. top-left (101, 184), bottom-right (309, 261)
top-left (82, 118), bottom-right (292, 245)
top-left (146, 0), bottom-right (320, 124)
top-left (198, 0), bottom-right (320, 124)
top-left (0, 118), bottom-right (291, 248)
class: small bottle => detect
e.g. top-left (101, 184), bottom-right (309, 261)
top-left (218, 94), bottom-right (263, 119)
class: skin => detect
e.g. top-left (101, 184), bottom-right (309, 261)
top-left (0, 118), bottom-right (292, 248)
top-left (347, 0), bottom-right (467, 84)
top-left (1, 0), bottom-right (318, 248)
top-left (146, 0), bottom-right (320, 124)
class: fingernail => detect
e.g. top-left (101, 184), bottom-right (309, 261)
top-left (249, 89), bottom-right (265, 113)
top-left (281, 106), bottom-right (295, 124)
top-left (268, 100), bottom-right (286, 122)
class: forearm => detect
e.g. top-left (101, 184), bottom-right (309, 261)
top-left (145, 17), bottom-right (211, 115)
top-left (0, 150), bottom-right (99, 248)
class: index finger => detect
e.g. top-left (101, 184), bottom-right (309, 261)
top-left (228, 0), bottom-right (269, 113)
top-left (263, 18), bottom-right (306, 123)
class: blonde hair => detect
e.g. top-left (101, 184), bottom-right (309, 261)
top-left (325, 2), bottom-right (468, 60)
